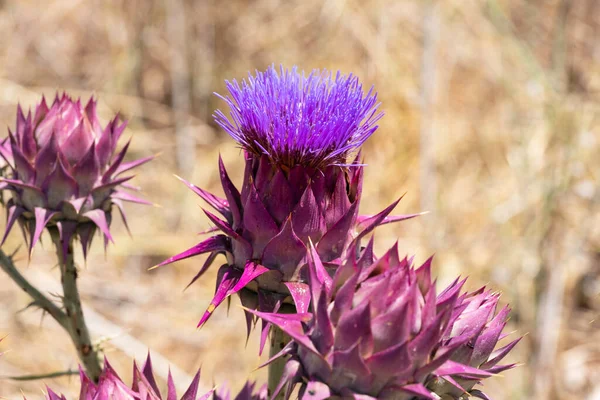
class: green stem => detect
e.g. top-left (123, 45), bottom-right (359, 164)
top-left (49, 228), bottom-right (102, 382)
top-left (268, 324), bottom-right (291, 399)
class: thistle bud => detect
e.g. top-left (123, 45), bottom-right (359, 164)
top-left (0, 94), bottom-right (153, 257)
top-left (251, 243), bottom-right (520, 400)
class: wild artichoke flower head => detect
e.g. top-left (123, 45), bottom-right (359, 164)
top-left (252, 243), bottom-right (520, 400)
top-left (158, 66), bottom-right (416, 350)
top-left (40, 354), bottom-right (265, 400)
top-left (0, 94), bottom-right (153, 257)
top-left (213, 65), bottom-right (382, 169)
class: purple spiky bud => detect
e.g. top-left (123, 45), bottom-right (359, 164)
top-left (250, 243), bottom-right (519, 400)
top-left (39, 354), bottom-right (204, 400)
top-left (0, 94), bottom-right (153, 257)
top-left (157, 67), bottom-right (418, 348)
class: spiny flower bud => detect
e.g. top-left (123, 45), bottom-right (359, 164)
top-left (157, 66), bottom-right (417, 353)
top-left (38, 354), bottom-right (266, 400)
top-left (42, 355), bottom-right (202, 400)
top-left (0, 94), bottom-right (153, 257)
top-left (250, 243), bottom-right (520, 400)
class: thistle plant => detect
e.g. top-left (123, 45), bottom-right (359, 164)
top-left (251, 243), bottom-right (520, 400)
top-left (0, 68), bottom-right (518, 400)
top-left (157, 66), bottom-right (418, 344)
top-left (0, 94), bottom-right (153, 382)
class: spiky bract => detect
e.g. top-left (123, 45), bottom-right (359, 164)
top-left (39, 354), bottom-right (266, 400)
top-left (0, 94), bottom-right (152, 257)
top-left (251, 243), bottom-right (520, 400)
top-left (43, 355), bottom-right (202, 400)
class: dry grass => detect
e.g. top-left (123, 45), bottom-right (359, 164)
top-left (0, 0), bottom-right (599, 399)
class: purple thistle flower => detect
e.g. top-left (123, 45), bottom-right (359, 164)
top-left (0, 94), bottom-right (153, 257)
top-left (213, 65), bottom-right (382, 170)
top-left (249, 242), bottom-right (520, 400)
top-left (157, 67), bottom-right (418, 353)
top-left (38, 354), bottom-right (266, 400)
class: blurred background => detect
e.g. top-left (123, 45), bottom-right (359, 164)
top-left (0, 0), bottom-right (598, 398)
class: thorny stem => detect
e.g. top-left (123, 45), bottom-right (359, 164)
top-left (0, 246), bottom-right (102, 381)
top-left (48, 227), bottom-right (102, 382)
top-left (0, 250), bottom-right (69, 331)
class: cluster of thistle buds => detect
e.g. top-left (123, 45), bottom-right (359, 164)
top-left (0, 66), bottom-right (519, 400)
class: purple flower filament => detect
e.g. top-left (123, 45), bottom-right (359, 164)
top-left (214, 65), bottom-right (383, 169)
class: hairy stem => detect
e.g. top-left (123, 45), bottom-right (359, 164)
top-left (268, 325), bottom-right (290, 399)
top-left (49, 228), bottom-right (102, 382)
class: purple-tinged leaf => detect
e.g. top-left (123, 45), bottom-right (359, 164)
top-left (307, 241), bottom-right (333, 299)
top-left (219, 155), bottom-right (242, 228)
top-left (317, 200), bottom-right (358, 262)
top-left (264, 169), bottom-right (294, 225)
top-left (202, 209), bottom-right (243, 247)
top-left (285, 282), bottom-right (310, 314)
top-left (114, 154), bottom-right (155, 177)
top-left (176, 175), bottom-right (231, 222)
top-left (470, 306), bottom-right (510, 367)
top-left (34, 131), bottom-right (59, 186)
top-left (184, 251), bottom-right (220, 291)
top-left (330, 341), bottom-right (371, 391)
top-left (366, 341), bottom-right (411, 379)
top-left (435, 360), bottom-right (492, 379)
top-left (141, 353), bottom-right (161, 397)
top-left (102, 140), bottom-right (131, 183)
top-left (167, 370), bottom-right (177, 400)
top-left (330, 270), bottom-right (358, 325)
top-left (111, 190), bottom-right (152, 205)
top-left (111, 198), bottom-right (131, 236)
top-left (262, 217), bottom-right (307, 279)
top-left (244, 308), bottom-right (317, 353)
top-left (60, 118), bottom-right (94, 165)
top-left (470, 389), bottom-right (493, 400)
top-left (271, 359), bottom-right (301, 400)
top-left (396, 384), bottom-right (436, 400)
top-left (1, 205), bottom-right (24, 246)
top-left (82, 209), bottom-right (113, 243)
top-left (154, 235), bottom-right (230, 269)
top-left (10, 142), bottom-right (35, 184)
top-left (480, 337), bottom-right (521, 370)
top-left (291, 185), bottom-right (325, 243)
top-left (78, 222), bottom-right (96, 260)
top-left (42, 157), bottom-right (79, 208)
top-left (180, 369), bottom-right (202, 400)
top-left (198, 266), bottom-right (241, 327)
top-left (324, 170), bottom-right (351, 228)
top-left (72, 142), bottom-right (100, 195)
top-left (335, 301), bottom-right (372, 353)
top-left (312, 286), bottom-right (334, 353)
top-left (30, 207), bottom-right (56, 254)
top-left (232, 261), bottom-right (269, 293)
top-left (243, 183), bottom-right (279, 257)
